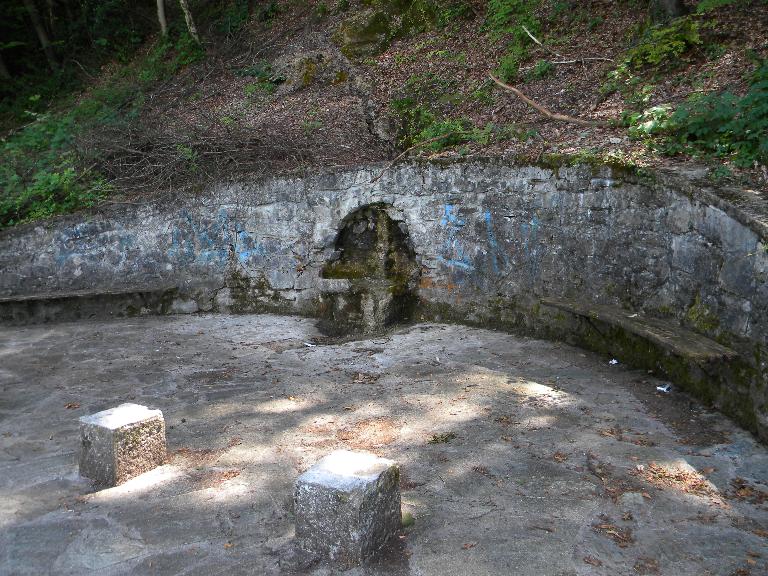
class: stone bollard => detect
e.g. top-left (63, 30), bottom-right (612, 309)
top-left (294, 450), bottom-right (401, 568)
top-left (79, 403), bottom-right (166, 487)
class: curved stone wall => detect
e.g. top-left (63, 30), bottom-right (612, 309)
top-left (0, 159), bottom-right (765, 437)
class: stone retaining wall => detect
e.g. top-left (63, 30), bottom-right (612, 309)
top-left (1, 159), bottom-right (765, 437)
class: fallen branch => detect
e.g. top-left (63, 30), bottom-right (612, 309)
top-left (550, 57), bottom-right (614, 64)
top-left (522, 25), bottom-right (564, 59)
top-left (522, 25), bottom-right (613, 64)
top-left (369, 131), bottom-right (463, 184)
top-left (489, 74), bottom-right (609, 127)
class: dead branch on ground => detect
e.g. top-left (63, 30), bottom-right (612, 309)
top-left (522, 25), bottom-right (614, 64)
top-left (489, 74), bottom-right (610, 127)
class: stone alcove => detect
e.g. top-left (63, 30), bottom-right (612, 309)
top-left (317, 203), bottom-right (420, 336)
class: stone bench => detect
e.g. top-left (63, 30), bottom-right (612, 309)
top-left (294, 450), bottom-right (401, 567)
top-left (0, 287), bottom-right (188, 326)
top-left (539, 297), bottom-right (742, 409)
top-left (79, 403), bottom-right (166, 487)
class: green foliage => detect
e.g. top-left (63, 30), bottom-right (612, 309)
top-left (435, 1), bottom-right (473, 27)
top-left (623, 104), bottom-right (674, 139)
top-left (661, 61), bottom-right (768, 166)
top-left (526, 59), bottom-right (554, 81)
top-left (235, 61), bottom-right (285, 92)
top-left (0, 27), bottom-right (211, 229)
top-left (416, 118), bottom-right (470, 149)
top-left (495, 45), bottom-right (528, 82)
top-left (256, 1), bottom-right (280, 22)
top-left (217, 0), bottom-right (251, 35)
top-left (625, 19), bottom-right (702, 70)
top-left (626, 61), bottom-right (768, 167)
top-left (316, 2), bottom-right (330, 18)
top-left (0, 111), bottom-right (110, 228)
top-left (487, 0), bottom-right (540, 82)
top-left (485, 0), bottom-right (539, 35)
top-left (695, 0), bottom-right (739, 13)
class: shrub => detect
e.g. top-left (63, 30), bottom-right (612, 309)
top-left (660, 61), bottom-right (768, 166)
top-left (625, 61), bottom-right (768, 167)
top-left (625, 18), bottom-right (702, 70)
top-left (487, 0), bottom-right (541, 83)
top-left (527, 59), bottom-right (554, 81)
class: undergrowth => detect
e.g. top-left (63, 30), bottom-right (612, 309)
top-left (487, 0), bottom-right (541, 82)
top-left (0, 33), bottom-right (203, 229)
top-left (625, 60), bottom-right (768, 167)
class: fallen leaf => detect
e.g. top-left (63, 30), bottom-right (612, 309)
top-left (553, 451), bottom-right (568, 463)
top-left (64, 402), bottom-right (80, 409)
top-left (462, 542), bottom-right (477, 550)
top-left (223, 542), bottom-right (233, 549)
top-left (583, 556), bottom-right (603, 567)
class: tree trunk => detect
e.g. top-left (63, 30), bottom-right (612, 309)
top-left (22, 0), bottom-right (59, 71)
top-left (178, 0), bottom-right (201, 44)
top-left (45, 0), bottom-right (58, 37)
top-left (650, 0), bottom-right (688, 22)
top-left (0, 52), bottom-right (11, 80)
top-left (156, 0), bottom-right (168, 37)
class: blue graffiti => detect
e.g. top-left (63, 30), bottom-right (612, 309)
top-left (235, 230), bottom-right (266, 265)
top-left (484, 211), bottom-right (509, 274)
top-left (167, 208), bottom-right (231, 267)
top-left (520, 214), bottom-right (540, 255)
top-left (520, 213), bottom-right (542, 279)
top-left (438, 204), bottom-right (474, 271)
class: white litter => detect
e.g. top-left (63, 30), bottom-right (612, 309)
top-left (609, 359), bottom-right (619, 365)
top-left (303, 342), bottom-right (317, 348)
top-left (656, 383), bottom-right (673, 394)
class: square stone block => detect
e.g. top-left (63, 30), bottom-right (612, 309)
top-left (294, 450), bottom-right (401, 567)
top-left (79, 403), bottom-right (166, 487)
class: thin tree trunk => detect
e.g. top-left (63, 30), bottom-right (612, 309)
top-left (156, 0), bottom-right (168, 37)
top-left (22, 0), bottom-right (59, 71)
top-left (45, 0), bottom-right (58, 37)
top-left (650, 0), bottom-right (688, 22)
top-left (178, 0), bottom-right (201, 44)
top-left (0, 52), bottom-right (11, 80)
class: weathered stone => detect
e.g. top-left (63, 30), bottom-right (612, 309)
top-left (318, 203), bottom-right (419, 336)
top-left (79, 403), bottom-right (166, 487)
top-left (0, 160), bottom-right (766, 439)
top-left (294, 450), bottom-right (401, 567)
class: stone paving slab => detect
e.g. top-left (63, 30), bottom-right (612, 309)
top-left (1, 314), bottom-right (767, 575)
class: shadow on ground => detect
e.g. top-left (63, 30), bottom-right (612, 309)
top-left (1, 314), bottom-right (767, 576)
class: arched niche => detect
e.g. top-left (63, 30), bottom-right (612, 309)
top-left (318, 203), bottom-right (420, 336)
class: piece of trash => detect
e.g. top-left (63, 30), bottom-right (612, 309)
top-left (303, 342), bottom-right (316, 347)
top-left (609, 359), bottom-right (619, 365)
top-left (628, 313), bottom-right (638, 318)
top-left (656, 383), bottom-right (672, 394)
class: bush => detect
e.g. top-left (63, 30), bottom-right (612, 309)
top-left (625, 18), bottom-right (702, 70)
top-left (660, 61), bottom-right (768, 166)
top-left (625, 61), bottom-right (768, 167)
top-left (487, 0), bottom-right (540, 83)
